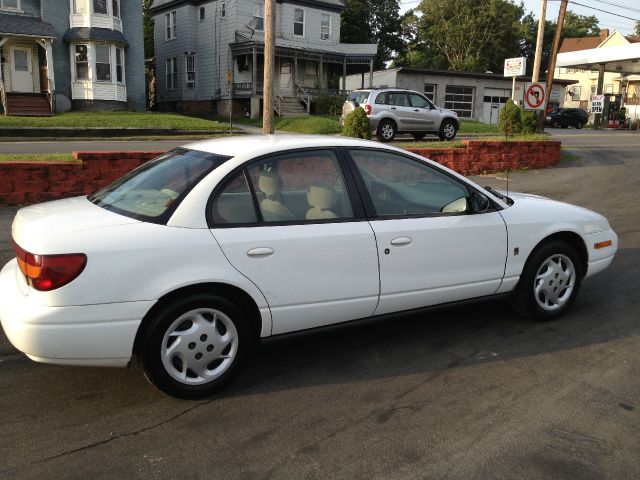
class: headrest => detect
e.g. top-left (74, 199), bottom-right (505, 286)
top-left (307, 183), bottom-right (337, 210)
top-left (258, 172), bottom-right (282, 196)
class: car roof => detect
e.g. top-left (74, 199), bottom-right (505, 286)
top-left (180, 134), bottom-right (406, 159)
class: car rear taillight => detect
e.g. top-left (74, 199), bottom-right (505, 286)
top-left (363, 104), bottom-right (372, 115)
top-left (13, 240), bottom-right (87, 291)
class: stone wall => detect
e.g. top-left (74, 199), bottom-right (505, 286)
top-left (0, 140), bottom-right (561, 206)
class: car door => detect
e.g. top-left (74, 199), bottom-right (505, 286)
top-left (376, 92), bottom-right (413, 130)
top-left (406, 93), bottom-right (440, 131)
top-left (209, 149), bottom-right (380, 335)
top-left (347, 148), bottom-right (508, 316)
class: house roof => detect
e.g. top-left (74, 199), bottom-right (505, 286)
top-left (231, 35), bottom-right (376, 60)
top-left (63, 27), bottom-right (128, 46)
top-left (0, 13), bottom-right (57, 38)
top-left (395, 67), bottom-right (578, 85)
top-left (559, 34), bottom-right (640, 53)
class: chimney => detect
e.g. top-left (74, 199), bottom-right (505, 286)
top-left (600, 29), bottom-right (610, 40)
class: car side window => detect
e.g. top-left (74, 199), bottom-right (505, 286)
top-left (388, 92), bottom-right (409, 107)
top-left (213, 150), bottom-right (355, 225)
top-left (349, 149), bottom-right (470, 217)
top-left (408, 93), bottom-right (430, 109)
top-left (246, 150), bottom-right (353, 222)
top-left (375, 92), bottom-right (388, 105)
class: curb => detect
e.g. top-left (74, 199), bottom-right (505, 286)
top-left (0, 127), bottom-right (244, 138)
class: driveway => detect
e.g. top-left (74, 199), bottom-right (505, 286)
top-left (0, 134), bottom-right (639, 479)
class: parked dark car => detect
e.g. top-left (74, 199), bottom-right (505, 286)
top-left (545, 108), bottom-right (589, 129)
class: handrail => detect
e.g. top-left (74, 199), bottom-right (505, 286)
top-left (0, 79), bottom-right (7, 115)
top-left (274, 88), bottom-right (283, 116)
top-left (294, 82), bottom-right (311, 113)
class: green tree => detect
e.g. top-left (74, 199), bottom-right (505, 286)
top-left (342, 107), bottom-right (372, 139)
top-left (143, 0), bottom-right (154, 59)
top-left (498, 99), bottom-right (522, 137)
top-left (635, 20), bottom-right (640, 35)
top-left (341, 0), bottom-right (404, 68)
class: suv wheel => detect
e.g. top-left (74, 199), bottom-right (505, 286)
top-left (377, 120), bottom-right (396, 142)
top-left (439, 119), bottom-right (457, 141)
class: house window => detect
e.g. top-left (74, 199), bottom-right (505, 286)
top-left (116, 47), bottom-right (124, 83)
top-left (567, 86), bottom-right (581, 101)
top-left (186, 55), bottom-right (196, 88)
top-left (75, 45), bottom-right (89, 80)
top-left (294, 8), bottom-right (304, 37)
top-left (604, 84), bottom-right (613, 94)
top-left (96, 45), bottom-right (111, 81)
top-left (221, 0), bottom-right (225, 18)
top-left (253, 2), bottom-right (264, 31)
top-left (320, 13), bottom-right (330, 41)
top-left (72, 0), bottom-right (87, 13)
top-left (590, 85), bottom-right (597, 95)
top-left (166, 58), bottom-right (178, 90)
top-left (0, 0), bottom-right (20, 10)
top-left (93, 0), bottom-right (107, 14)
top-left (444, 85), bottom-right (473, 118)
top-left (423, 83), bottom-right (436, 102)
top-left (112, 0), bottom-right (119, 18)
top-left (166, 11), bottom-right (177, 40)
top-left (199, 6), bottom-right (205, 20)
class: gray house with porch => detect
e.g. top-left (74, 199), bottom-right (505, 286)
top-left (150, 0), bottom-right (377, 116)
top-left (0, 0), bottom-right (145, 115)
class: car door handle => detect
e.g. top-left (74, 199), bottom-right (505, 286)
top-left (391, 237), bottom-right (413, 246)
top-left (247, 247), bottom-right (274, 257)
top-left (390, 107), bottom-right (397, 110)
top-left (413, 109), bottom-right (420, 112)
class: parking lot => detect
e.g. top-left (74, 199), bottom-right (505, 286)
top-left (0, 131), bottom-right (639, 479)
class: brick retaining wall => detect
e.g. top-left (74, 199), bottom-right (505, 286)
top-left (0, 141), bottom-right (560, 206)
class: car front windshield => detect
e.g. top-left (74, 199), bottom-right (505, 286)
top-left (89, 148), bottom-right (232, 223)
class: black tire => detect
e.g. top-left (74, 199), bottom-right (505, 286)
top-left (138, 293), bottom-right (252, 399)
top-left (576, 121), bottom-right (584, 129)
top-left (376, 119), bottom-right (397, 142)
top-left (439, 119), bottom-right (457, 141)
top-left (514, 241), bottom-right (583, 321)
top-left (561, 124), bottom-right (569, 129)
top-left (411, 132), bottom-right (426, 141)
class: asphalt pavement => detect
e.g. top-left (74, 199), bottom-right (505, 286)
top-left (0, 131), bottom-right (639, 479)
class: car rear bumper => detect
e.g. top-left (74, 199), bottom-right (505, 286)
top-left (0, 259), bottom-right (155, 367)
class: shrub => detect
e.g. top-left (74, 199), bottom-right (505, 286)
top-left (342, 107), bottom-right (371, 139)
top-left (313, 94), bottom-right (343, 115)
top-left (521, 110), bottom-right (539, 135)
top-left (498, 99), bottom-right (522, 137)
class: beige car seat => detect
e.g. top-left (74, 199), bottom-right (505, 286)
top-left (306, 183), bottom-right (338, 220)
top-left (258, 172), bottom-right (295, 221)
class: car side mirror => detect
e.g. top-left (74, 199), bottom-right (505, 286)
top-left (470, 192), bottom-right (490, 214)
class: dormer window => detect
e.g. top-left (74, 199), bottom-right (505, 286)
top-left (93, 0), bottom-right (107, 15)
top-left (0, 0), bottom-right (20, 11)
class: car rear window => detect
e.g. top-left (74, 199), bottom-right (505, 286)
top-left (89, 148), bottom-right (231, 224)
top-left (348, 91), bottom-right (369, 105)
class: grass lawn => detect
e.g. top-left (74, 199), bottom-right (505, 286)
top-left (0, 112), bottom-right (229, 131)
top-left (458, 120), bottom-right (501, 134)
top-left (0, 153), bottom-right (78, 163)
top-left (219, 114), bottom-right (342, 134)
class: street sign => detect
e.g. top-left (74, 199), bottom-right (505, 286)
top-left (591, 95), bottom-right (604, 114)
top-left (504, 57), bottom-right (527, 77)
top-left (524, 82), bottom-right (546, 110)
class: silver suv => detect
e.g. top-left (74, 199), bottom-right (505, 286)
top-left (341, 88), bottom-right (460, 142)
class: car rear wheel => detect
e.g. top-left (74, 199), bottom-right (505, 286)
top-left (377, 120), bottom-right (396, 142)
top-left (514, 241), bottom-right (582, 321)
top-left (439, 119), bottom-right (457, 141)
top-left (411, 132), bottom-right (426, 141)
top-left (139, 293), bottom-right (251, 398)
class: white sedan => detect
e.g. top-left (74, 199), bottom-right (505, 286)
top-left (0, 136), bottom-right (617, 398)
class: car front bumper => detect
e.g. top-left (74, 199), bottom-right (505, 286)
top-left (0, 259), bottom-right (155, 367)
top-left (584, 228), bottom-right (618, 279)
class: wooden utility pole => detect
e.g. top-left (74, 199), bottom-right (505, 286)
top-left (263, 0), bottom-right (276, 134)
top-left (532, 0), bottom-right (547, 82)
top-left (545, 0), bottom-right (568, 113)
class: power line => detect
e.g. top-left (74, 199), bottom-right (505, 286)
top-left (549, 0), bottom-right (640, 22)
top-left (592, 0), bottom-right (640, 15)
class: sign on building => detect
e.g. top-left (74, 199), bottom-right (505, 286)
top-left (504, 57), bottom-right (527, 77)
top-left (591, 95), bottom-right (604, 114)
top-left (524, 83), bottom-right (546, 110)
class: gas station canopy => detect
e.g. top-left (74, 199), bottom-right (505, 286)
top-left (557, 43), bottom-right (640, 74)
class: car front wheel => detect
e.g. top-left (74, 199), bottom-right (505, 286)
top-left (439, 119), bottom-right (457, 141)
top-left (139, 293), bottom-right (250, 398)
top-left (377, 120), bottom-right (397, 142)
top-left (514, 241), bottom-right (582, 321)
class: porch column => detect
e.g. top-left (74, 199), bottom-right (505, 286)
top-left (319, 55), bottom-right (323, 91)
top-left (294, 54), bottom-right (298, 90)
top-left (44, 39), bottom-right (55, 92)
top-left (0, 37), bottom-right (8, 84)
top-left (368, 59), bottom-right (374, 88)
top-left (252, 47), bottom-right (257, 95)
top-left (342, 58), bottom-right (347, 94)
